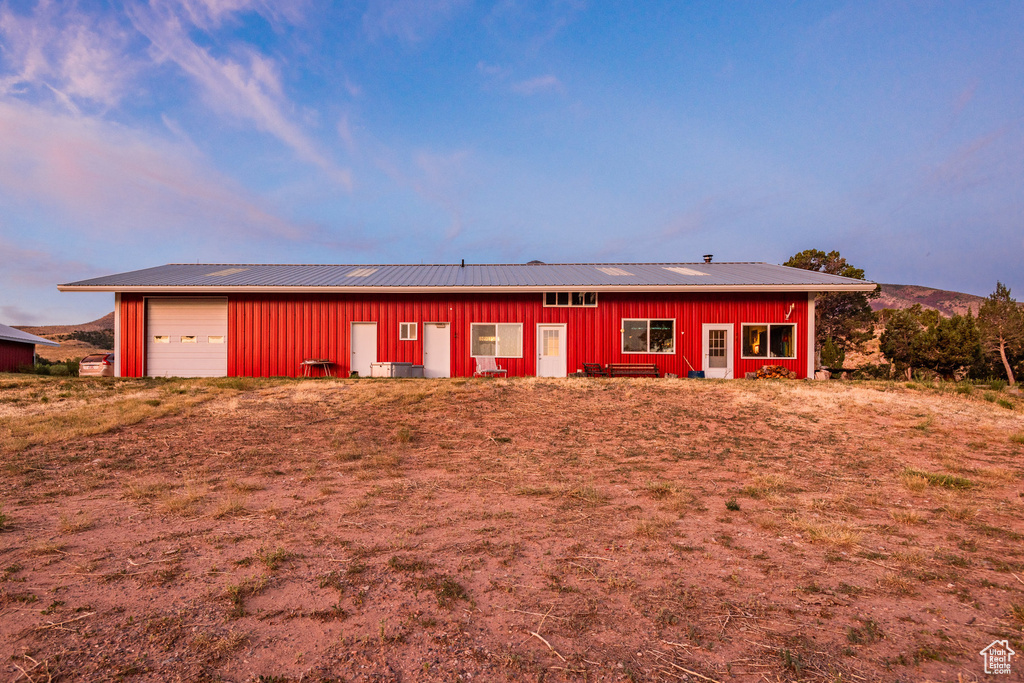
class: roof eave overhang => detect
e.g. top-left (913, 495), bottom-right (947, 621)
top-left (0, 335), bottom-right (60, 347)
top-left (58, 283), bottom-right (877, 294)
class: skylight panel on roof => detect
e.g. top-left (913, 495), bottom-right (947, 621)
top-left (205, 268), bottom-right (249, 277)
top-left (596, 267), bottom-right (633, 276)
top-left (345, 268), bottom-right (378, 277)
top-left (664, 267), bottom-right (709, 277)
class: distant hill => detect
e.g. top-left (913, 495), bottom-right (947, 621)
top-left (873, 284), bottom-right (985, 317)
top-left (17, 312), bottom-right (114, 337)
top-left (15, 312), bottom-right (115, 362)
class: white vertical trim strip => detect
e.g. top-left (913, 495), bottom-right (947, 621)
top-left (807, 292), bottom-right (816, 379)
top-left (114, 292), bottom-right (121, 378)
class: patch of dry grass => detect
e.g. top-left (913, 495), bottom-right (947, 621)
top-left (223, 575), bottom-right (267, 618)
top-left (879, 572), bottom-right (917, 596)
top-left (123, 481), bottom-right (174, 500)
top-left (29, 541), bottom-right (67, 556)
top-left (57, 512), bottom-right (93, 535)
top-left (901, 472), bottom-right (929, 492)
top-left (788, 516), bottom-right (862, 547)
top-left (0, 379), bottom-right (244, 454)
top-left (160, 487), bottom-right (205, 516)
top-left (643, 480), bottom-right (676, 499)
top-left (889, 508), bottom-right (924, 525)
top-left (190, 630), bottom-right (248, 660)
top-left (939, 504), bottom-right (979, 522)
top-left (213, 494), bottom-right (248, 519)
top-left (634, 517), bottom-right (671, 539)
top-left (741, 473), bottom-right (788, 499)
top-left (228, 479), bottom-right (265, 493)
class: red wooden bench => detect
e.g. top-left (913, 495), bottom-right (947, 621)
top-left (606, 363), bottom-right (659, 378)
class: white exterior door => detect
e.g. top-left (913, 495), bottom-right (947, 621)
top-left (146, 298), bottom-right (228, 377)
top-left (536, 324), bottom-right (566, 378)
top-left (702, 323), bottom-right (733, 379)
top-left (350, 323), bottom-right (377, 377)
top-left (423, 323), bottom-right (451, 378)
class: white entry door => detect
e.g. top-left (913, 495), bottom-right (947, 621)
top-left (536, 324), bottom-right (567, 377)
top-left (702, 323), bottom-right (733, 379)
top-left (350, 323), bottom-right (377, 377)
top-left (423, 323), bottom-right (451, 378)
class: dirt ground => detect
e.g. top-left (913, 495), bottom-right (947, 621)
top-left (1, 375), bottom-right (1022, 682)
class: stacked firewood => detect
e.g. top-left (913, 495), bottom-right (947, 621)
top-left (755, 365), bottom-right (797, 380)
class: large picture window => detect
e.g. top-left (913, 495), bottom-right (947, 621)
top-left (622, 319), bottom-right (675, 354)
top-left (470, 323), bottom-right (523, 358)
top-left (741, 323), bottom-right (796, 359)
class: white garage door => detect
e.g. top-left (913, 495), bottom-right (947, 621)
top-left (146, 298), bottom-right (228, 377)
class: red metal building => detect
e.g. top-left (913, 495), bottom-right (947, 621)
top-left (0, 323), bottom-right (59, 372)
top-left (60, 262), bottom-right (876, 380)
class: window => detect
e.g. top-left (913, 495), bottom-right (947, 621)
top-left (209, 335), bottom-right (225, 344)
top-left (622, 319), bottom-right (675, 354)
top-left (153, 335), bottom-right (170, 344)
top-left (470, 323), bottom-right (523, 358)
top-left (741, 324), bottom-right (795, 359)
top-left (180, 335), bottom-right (197, 344)
top-left (399, 322), bottom-right (417, 341)
top-left (543, 292), bottom-right (597, 307)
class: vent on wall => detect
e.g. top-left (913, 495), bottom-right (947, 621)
top-left (205, 268), bottom-right (248, 277)
top-left (596, 266), bottom-right (634, 276)
top-left (345, 268), bottom-right (379, 277)
top-left (663, 267), bottom-right (709, 277)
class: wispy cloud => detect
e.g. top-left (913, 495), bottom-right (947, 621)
top-left (0, 2), bottom-right (137, 109)
top-left (0, 236), bottom-right (101, 324)
top-left (476, 61), bottom-right (510, 78)
top-left (129, 2), bottom-right (352, 188)
top-left (362, 0), bottom-right (471, 43)
top-left (0, 100), bottom-right (311, 243)
top-left (0, 237), bottom-right (96, 288)
top-left (510, 74), bottom-right (562, 95)
top-left (412, 150), bottom-right (473, 242)
top-left (175, 0), bottom-right (304, 31)
top-left (477, 62), bottom-right (563, 96)
top-left (486, 0), bottom-right (587, 53)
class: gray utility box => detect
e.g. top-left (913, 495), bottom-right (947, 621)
top-left (370, 362), bottom-right (424, 378)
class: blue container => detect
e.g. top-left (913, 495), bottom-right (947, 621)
top-left (687, 371), bottom-right (705, 379)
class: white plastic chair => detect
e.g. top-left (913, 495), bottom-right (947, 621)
top-left (474, 356), bottom-right (507, 377)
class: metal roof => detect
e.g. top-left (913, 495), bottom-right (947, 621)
top-left (0, 323), bottom-right (60, 347)
top-left (59, 262), bottom-right (877, 293)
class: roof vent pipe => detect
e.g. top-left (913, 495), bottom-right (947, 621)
top-left (703, 254), bottom-right (713, 263)
top-left (461, 259), bottom-right (465, 268)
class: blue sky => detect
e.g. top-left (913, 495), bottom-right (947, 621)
top-left (1, 0), bottom-right (1021, 324)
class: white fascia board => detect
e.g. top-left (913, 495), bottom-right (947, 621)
top-left (58, 283), bottom-right (879, 294)
top-left (0, 333), bottom-right (60, 347)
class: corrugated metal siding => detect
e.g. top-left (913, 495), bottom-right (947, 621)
top-left (119, 291), bottom-right (809, 378)
top-left (120, 295), bottom-right (146, 377)
top-left (215, 292), bottom-right (808, 379)
top-left (0, 339), bottom-right (34, 371)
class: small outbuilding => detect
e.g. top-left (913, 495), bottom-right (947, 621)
top-left (0, 322), bottom-right (60, 372)
top-left (58, 261), bottom-right (876, 379)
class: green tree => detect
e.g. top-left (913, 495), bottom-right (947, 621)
top-left (927, 312), bottom-right (982, 379)
top-left (784, 249), bottom-right (879, 354)
top-left (819, 337), bottom-right (845, 369)
top-left (977, 282), bottom-right (1024, 385)
top-left (879, 306), bottom-right (927, 380)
